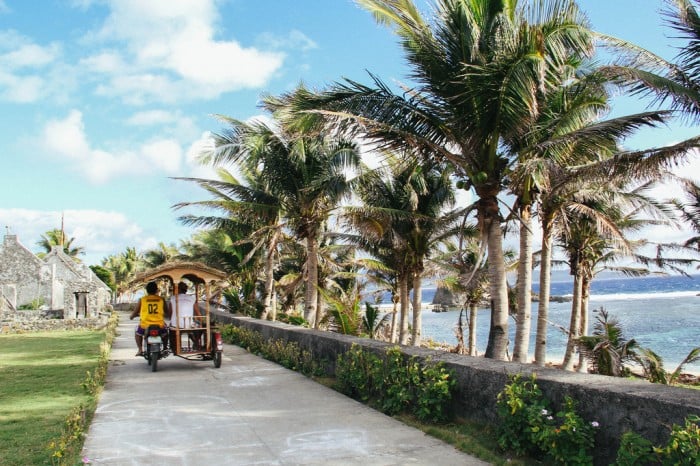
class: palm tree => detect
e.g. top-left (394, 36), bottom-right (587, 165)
top-left (601, 0), bottom-right (699, 125)
top-left (36, 228), bottom-right (85, 261)
top-left (142, 242), bottom-right (181, 268)
top-left (199, 91), bottom-right (361, 328)
top-left (175, 162), bottom-right (283, 319)
top-left (343, 153), bottom-right (463, 345)
top-left (101, 246), bottom-right (142, 302)
top-left (281, 0), bottom-right (597, 360)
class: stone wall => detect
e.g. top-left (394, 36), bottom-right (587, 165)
top-left (212, 311), bottom-right (700, 465)
top-left (0, 308), bottom-right (110, 333)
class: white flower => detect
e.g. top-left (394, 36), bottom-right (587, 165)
top-left (547, 416), bottom-right (554, 421)
top-left (541, 409), bottom-right (549, 416)
top-left (591, 421), bottom-right (600, 428)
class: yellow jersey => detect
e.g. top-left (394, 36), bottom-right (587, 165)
top-left (138, 294), bottom-right (166, 328)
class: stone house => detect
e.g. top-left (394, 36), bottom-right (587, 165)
top-left (0, 234), bottom-right (111, 318)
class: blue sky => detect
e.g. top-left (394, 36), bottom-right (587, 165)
top-left (1, 0), bottom-right (698, 266)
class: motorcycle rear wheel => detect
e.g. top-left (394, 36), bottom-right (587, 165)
top-left (150, 351), bottom-right (159, 372)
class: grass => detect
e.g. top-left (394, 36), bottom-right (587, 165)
top-left (0, 329), bottom-right (109, 466)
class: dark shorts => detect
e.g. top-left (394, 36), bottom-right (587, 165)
top-left (135, 326), bottom-right (167, 336)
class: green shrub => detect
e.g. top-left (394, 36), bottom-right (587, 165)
top-left (496, 375), bottom-right (597, 464)
top-left (615, 415), bottom-right (700, 465)
top-left (219, 324), bottom-right (323, 376)
top-left (496, 374), bottom-right (549, 456)
top-left (335, 344), bottom-right (457, 423)
top-left (413, 359), bottom-right (456, 423)
top-left (335, 344), bottom-right (382, 402)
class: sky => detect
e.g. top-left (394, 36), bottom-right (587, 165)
top-left (1, 0), bottom-right (698, 266)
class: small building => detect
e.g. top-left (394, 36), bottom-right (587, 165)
top-left (0, 234), bottom-right (111, 318)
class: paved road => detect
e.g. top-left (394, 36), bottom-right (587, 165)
top-left (81, 312), bottom-right (489, 465)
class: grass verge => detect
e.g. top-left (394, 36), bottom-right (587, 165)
top-left (0, 313), bottom-right (118, 466)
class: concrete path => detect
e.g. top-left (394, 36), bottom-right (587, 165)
top-left (81, 312), bottom-right (489, 465)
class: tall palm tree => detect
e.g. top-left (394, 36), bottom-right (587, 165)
top-left (281, 0), bottom-right (597, 359)
top-left (199, 91), bottom-right (361, 327)
top-left (175, 162), bottom-right (283, 319)
top-left (508, 63), bottom-right (670, 363)
top-left (345, 154), bottom-right (464, 345)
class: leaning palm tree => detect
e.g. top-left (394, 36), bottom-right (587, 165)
top-left (282, 0), bottom-right (597, 360)
top-left (199, 91), bottom-right (361, 328)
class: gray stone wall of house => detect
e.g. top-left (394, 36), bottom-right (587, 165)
top-left (0, 234), bottom-right (111, 319)
top-left (0, 235), bottom-right (52, 308)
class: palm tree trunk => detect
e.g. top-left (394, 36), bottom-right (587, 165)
top-left (468, 302), bottom-right (478, 356)
top-left (390, 297), bottom-right (399, 343)
top-left (411, 271), bottom-right (422, 346)
top-left (577, 273), bottom-right (591, 373)
top-left (305, 235), bottom-right (319, 328)
top-left (513, 205), bottom-right (533, 363)
top-left (399, 275), bottom-right (410, 345)
top-left (261, 230), bottom-right (279, 321)
top-left (534, 219), bottom-right (554, 366)
top-left (562, 269), bottom-right (583, 371)
top-left (484, 208), bottom-right (510, 361)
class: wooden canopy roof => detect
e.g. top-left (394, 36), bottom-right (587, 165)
top-left (129, 261), bottom-right (228, 289)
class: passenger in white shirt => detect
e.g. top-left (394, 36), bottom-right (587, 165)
top-left (168, 282), bottom-right (202, 328)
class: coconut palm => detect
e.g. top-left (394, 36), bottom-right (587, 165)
top-left (556, 179), bottom-right (694, 371)
top-left (280, 0), bottom-right (597, 360)
top-left (345, 153), bottom-right (464, 345)
top-left (142, 242), bottom-right (182, 268)
top-left (601, 0), bottom-right (700, 125)
top-left (101, 246), bottom-right (142, 302)
top-left (36, 228), bottom-right (85, 261)
top-left (199, 91), bottom-right (361, 328)
top-left (175, 161), bottom-right (283, 319)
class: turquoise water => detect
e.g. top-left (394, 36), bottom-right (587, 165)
top-left (395, 274), bottom-right (700, 373)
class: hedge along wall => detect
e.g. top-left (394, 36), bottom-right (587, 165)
top-left (212, 312), bottom-right (700, 465)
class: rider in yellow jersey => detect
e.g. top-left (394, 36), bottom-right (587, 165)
top-left (129, 281), bottom-right (170, 356)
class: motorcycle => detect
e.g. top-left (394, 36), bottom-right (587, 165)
top-left (142, 325), bottom-right (169, 372)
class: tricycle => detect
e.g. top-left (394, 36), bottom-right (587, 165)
top-left (129, 261), bottom-right (228, 371)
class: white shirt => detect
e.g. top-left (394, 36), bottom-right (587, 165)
top-left (169, 293), bottom-right (197, 328)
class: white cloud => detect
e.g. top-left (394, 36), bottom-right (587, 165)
top-left (0, 208), bottom-right (157, 265)
top-left (0, 71), bottom-right (44, 102)
top-left (184, 131), bottom-right (220, 180)
top-left (126, 110), bottom-right (179, 126)
top-left (0, 32), bottom-right (63, 102)
top-left (79, 50), bottom-right (126, 73)
top-left (41, 110), bottom-right (185, 183)
top-left (82, 0), bottom-right (284, 103)
top-left (259, 30), bottom-right (318, 52)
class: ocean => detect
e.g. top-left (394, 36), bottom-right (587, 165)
top-left (383, 274), bottom-right (700, 374)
